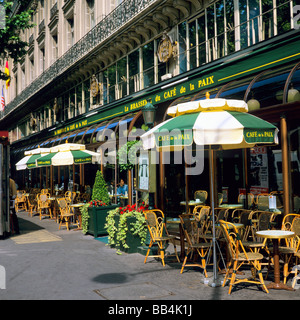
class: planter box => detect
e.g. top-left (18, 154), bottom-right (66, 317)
top-left (111, 216), bottom-right (145, 254)
top-left (87, 204), bottom-right (118, 238)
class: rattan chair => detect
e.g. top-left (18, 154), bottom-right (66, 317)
top-left (193, 205), bottom-right (211, 240)
top-left (256, 193), bottom-right (270, 211)
top-left (179, 214), bottom-right (211, 275)
top-left (280, 214), bottom-right (300, 284)
top-left (65, 191), bottom-right (77, 213)
top-left (219, 220), bottom-right (269, 294)
top-left (238, 193), bottom-right (254, 208)
top-left (231, 209), bottom-right (253, 241)
top-left (57, 198), bottom-right (75, 231)
top-left (144, 209), bottom-right (180, 266)
top-left (27, 194), bottom-right (37, 217)
top-left (37, 193), bottom-right (52, 220)
top-left (15, 191), bottom-right (27, 212)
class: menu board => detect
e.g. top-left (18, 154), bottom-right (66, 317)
top-left (249, 146), bottom-right (269, 195)
top-left (138, 152), bottom-right (149, 191)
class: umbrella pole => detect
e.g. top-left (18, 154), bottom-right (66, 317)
top-left (208, 146), bottom-right (222, 287)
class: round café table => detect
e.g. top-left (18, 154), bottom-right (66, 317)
top-left (180, 200), bottom-right (203, 213)
top-left (166, 218), bottom-right (185, 260)
top-left (256, 230), bottom-right (295, 291)
top-left (69, 203), bottom-right (85, 230)
top-left (219, 204), bottom-right (243, 209)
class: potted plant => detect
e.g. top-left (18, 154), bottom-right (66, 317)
top-left (117, 140), bottom-right (141, 172)
top-left (80, 170), bottom-right (117, 237)
top-left (105, 202), bottom-right (148, 254)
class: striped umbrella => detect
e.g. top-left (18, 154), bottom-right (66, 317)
top-left (142, 97), bottom-right (278, 150)
top-left (141, 94), bottom-right (279, 287)
top-left (36, 142), bottom-right (100, 167)
top-left (16, 147), bottom-right (50, 170)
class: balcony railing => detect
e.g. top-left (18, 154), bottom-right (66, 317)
top-left (2, 0), bottom-right (157, 119)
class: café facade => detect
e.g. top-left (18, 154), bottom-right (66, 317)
top-left (2, 0), bottom-right (300, 216)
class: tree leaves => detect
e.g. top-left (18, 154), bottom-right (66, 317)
top-left (0, 1), bottom-right (34, 80)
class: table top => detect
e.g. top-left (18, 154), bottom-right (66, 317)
top-left (256, 230), bottom-right (295, 239)
top-left (219, 204), bottom-right (243, 209)
top-left (180, 200), bottom-right (203, 206)
top-left (70, 203), bottom-right (85, 207)
top-left (110, 194), bottom-right (128, 199)
top-left (166, 218), bottom-right (181, 224)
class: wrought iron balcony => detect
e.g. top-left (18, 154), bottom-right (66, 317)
top-left (2, 0), bottom-right (157, 119)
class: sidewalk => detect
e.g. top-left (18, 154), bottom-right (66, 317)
top-left (0, 211), bottom-right (299, 301)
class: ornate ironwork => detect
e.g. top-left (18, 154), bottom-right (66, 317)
top-left (2, 0), bottom-right (157, 119)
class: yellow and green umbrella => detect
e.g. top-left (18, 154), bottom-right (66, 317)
top-left (142, 97), bottom-right (278, 150)
top-left (141, 94), bottom-right (279, 287)
top-left (16, 147), bottom-right (50, 170)
top-left (36, 142), bottom-right (100, 167)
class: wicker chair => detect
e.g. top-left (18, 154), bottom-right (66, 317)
top-left (15, 191), bottom-right (27, 212)
top-left (37, 193), bottom-right (52, 220)
top-left (219, 220), bottom-right (269, 294)
top-left (280, 214), bottom-right (300, 284)
top-left (238, 193), bottom-right (255, 209)
top-left (144, 209), bottom-right (180, 266)
top-left (57, 198), bottom-right (75, 231)
top-left (256, 193), bottom-right (270, 211)
top-left (193, 205), bottom-right (211, 240)
top-left (27, 194), bottom-right (37, 217)
top-left (179, 214), bottom-right (211, 275)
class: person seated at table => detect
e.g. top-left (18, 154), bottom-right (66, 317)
top-left (117, 179), bottom-right (128, 196)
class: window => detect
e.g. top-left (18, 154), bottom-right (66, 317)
top-left (29, 58), bottom-right (34, 82)
top-left (276, 0), bottom-right (292, 35)
top-left (63, 93), bottom-right (69, 121)
top-left (178, 22), bottom-right (187, 73)
top-left (51, 34), bottom-right (58, 63)
top-left (142, 41), bottom-right (154, 88)
top-left (69, 88), bottom-right (76, 118)
top-left (39, 47), bottom-right (45, 73)
top-left (128, 50), bottom-right (140, 94)
top-left (83, 79), bottom-right (90, 113)
top-left (108, 64), bottom-right (116, 103)
top-left (14, 73), bottom-right (18, 97)
top-left (66, 18), bottom-right (74, 50)
top-left (86, 0), bottom-right (95, 32)
top-left (179, 0), bottom-right (294, 72)
top-left (117, 56), bottom-right (127, 98)
top-left (76, 84), bottom-right (83, 114)
top-left (40, 0), bottom-right (44, 22)
top-left (188, 20), bottom-right (197, 70)
top-left (21, 67), bottom-right (25, 90)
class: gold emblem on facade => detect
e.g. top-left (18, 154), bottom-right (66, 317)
top-left (157, 33), bottom-right (173, 63)
top-left (90, 74), bottom-right (99, 97)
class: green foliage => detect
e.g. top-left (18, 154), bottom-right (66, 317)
top-left (117, 140), bottom-right (142, 172)
top-left (0, 1), bottom-right (35, 80)
top-left (80, 170), bottom-right (110, 234)
top-left (91, 170), bottom-right (110, 205)
top-left (79, 203), bottom-right (90, 234)
top-left (105, 204), bottom-right (148, 254)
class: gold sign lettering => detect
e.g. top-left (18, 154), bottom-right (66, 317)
top-left (198, 76), bottom-right (214, 88)
top-left (164, 87), bottom-right (177, 99)
top-left (130, 99), bottom-right (147, 110)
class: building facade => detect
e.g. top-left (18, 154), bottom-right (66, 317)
top-left (1, 0), bottom-right (300, 215)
